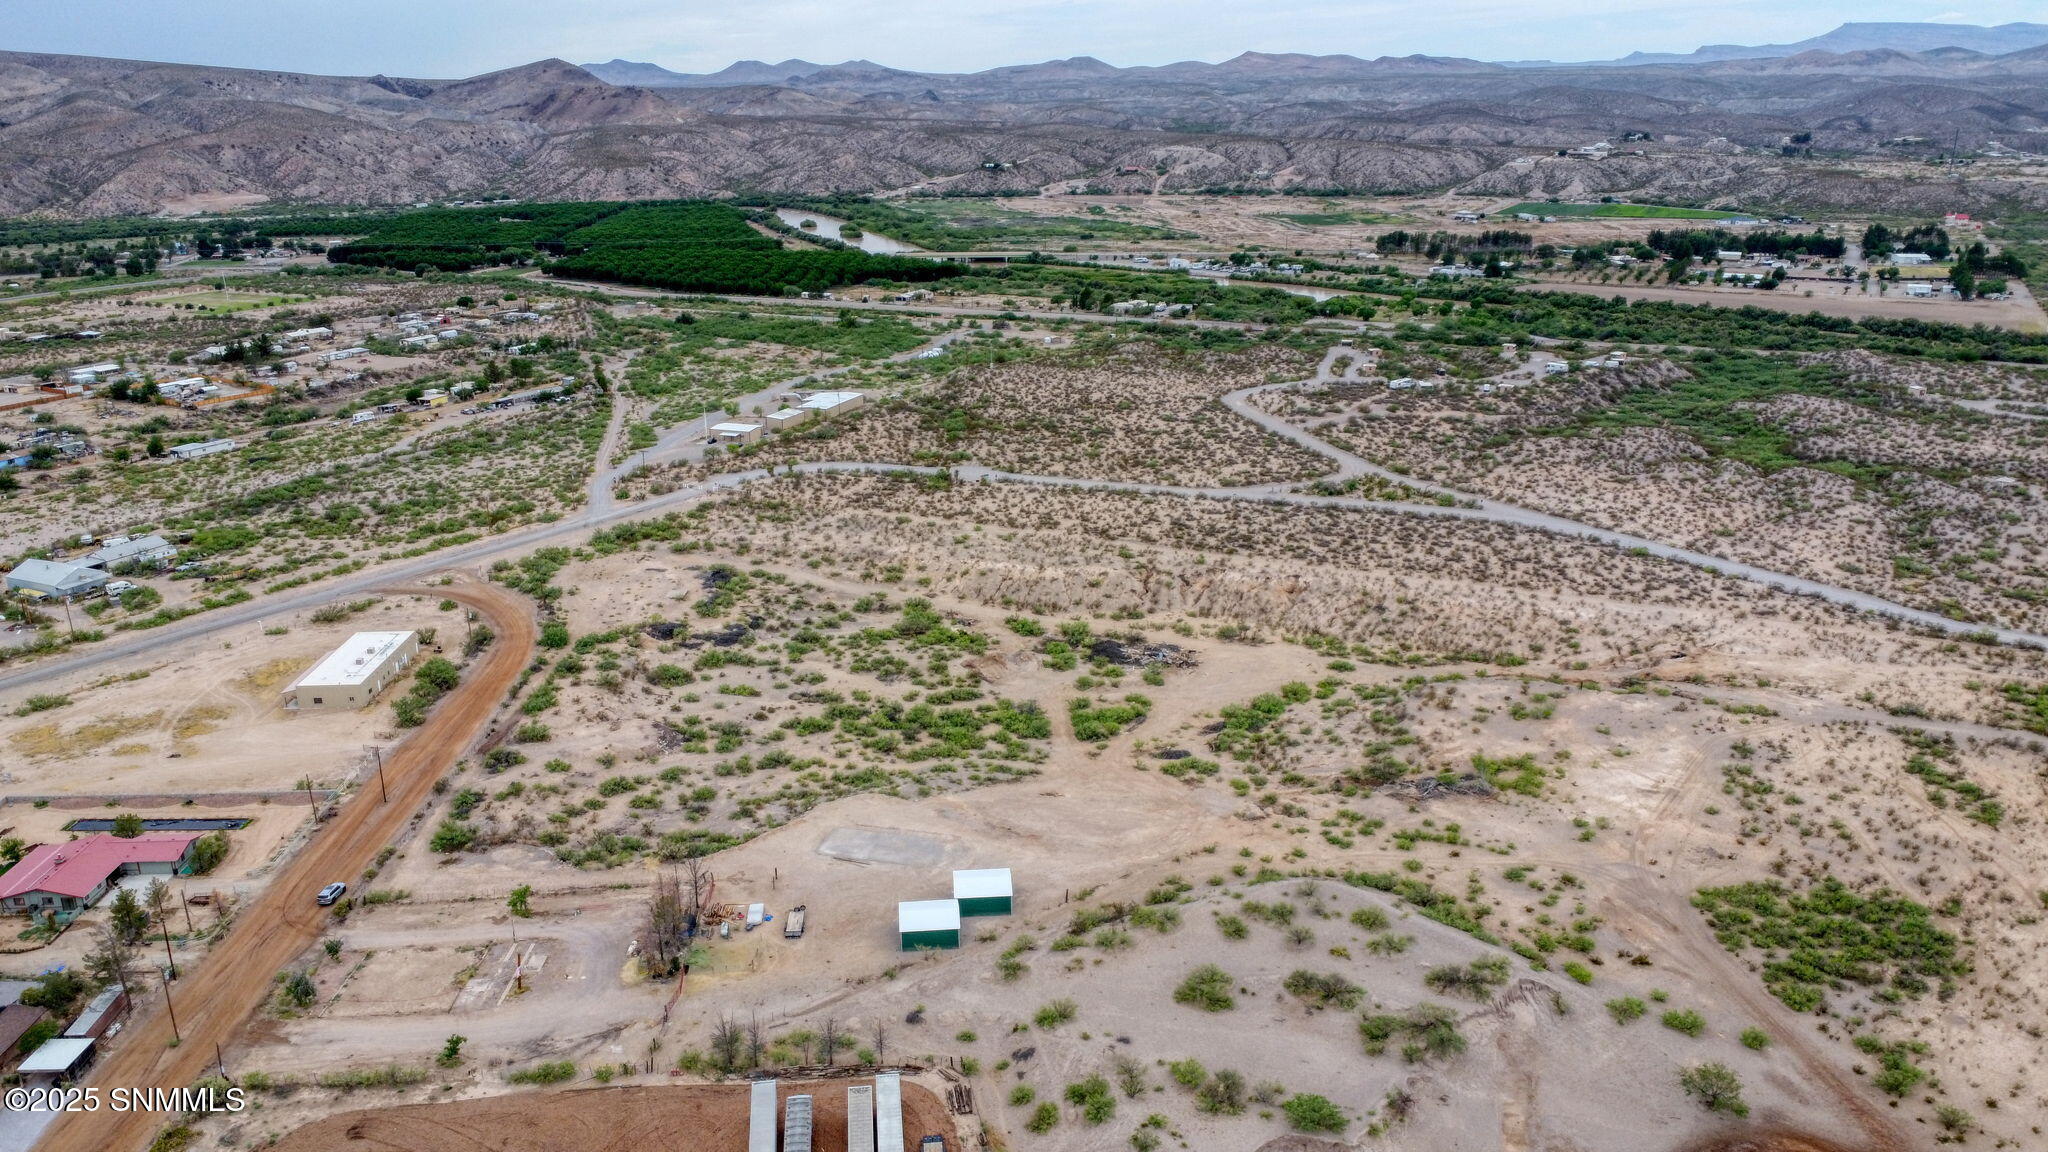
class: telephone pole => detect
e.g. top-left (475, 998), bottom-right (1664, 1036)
top-left (366, 745), bottom-right (388, 803)
top-left (161, 968), bottom-right (181, 1044)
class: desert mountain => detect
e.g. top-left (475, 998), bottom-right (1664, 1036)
top-left (6, 33), bottom-right (2048, 217)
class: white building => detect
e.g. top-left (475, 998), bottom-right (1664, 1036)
top-left (763, 408), bottom-right (811, 433)
top-left (284, 631), bottom-right (421, 712)
top-left (83, 534), bottom-right (177, 569)
top-left (318, 347), bottom-right (369, 363)
top-left (167, 439), bottom-right (238, 462)
top-left (4, 559), bottom-right (107, 600)
top-left (1893, 253), bottom-right (1935, 266)
top-left (710, 421), bottom-right (763, 445)
top-left (798, 391), bottom-right (865, 417)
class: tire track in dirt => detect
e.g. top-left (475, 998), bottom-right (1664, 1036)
top-left (1618, 736), bottom-right (1910, 1152)
top-left (35, 581), bottom-right (535, 1152)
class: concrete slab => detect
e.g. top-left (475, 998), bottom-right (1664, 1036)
top-left (816, 826), bottom-right (950, 868)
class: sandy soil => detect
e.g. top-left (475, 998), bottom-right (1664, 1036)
top-left (1522, 276), bottom-right (2048, 331)
top-left (267, 1077), bottom-right (957, 1152)
top-left (34, 579), bottom-right (537, 1152)
top-left (0, 596), bottom-right (467, 796)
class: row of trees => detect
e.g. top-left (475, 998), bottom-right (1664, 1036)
top-left (1646, 228), bottom-right (1845, 259)
top-left (548, 246), bottom-right (966, 296)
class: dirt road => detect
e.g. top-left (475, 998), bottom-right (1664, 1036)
top-left (34, 581), bottom-right (535, 1152)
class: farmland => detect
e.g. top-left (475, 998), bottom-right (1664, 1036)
top-left (1500, 202), bottom-right (1745, 220)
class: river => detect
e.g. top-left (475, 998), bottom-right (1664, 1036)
top-left (774, 209), bottom-right (918, 254)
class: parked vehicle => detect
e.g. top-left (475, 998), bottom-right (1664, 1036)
top-left (104, 580), bottom-right (138, 596)
top-left (784, 905), bottom-right (807, 939)
top-left (316, 882), bottom-right (347, 906)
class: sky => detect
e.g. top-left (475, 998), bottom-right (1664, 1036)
top-left (0, 0), bottom-right (2038, 77)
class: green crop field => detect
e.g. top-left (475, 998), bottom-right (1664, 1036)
top-left (1264, 209), bottom-right (1399, 227)
top-left (1501, 202), bottom-right (1740, 220)
top-left (146, 290), bottom-right (316, 313)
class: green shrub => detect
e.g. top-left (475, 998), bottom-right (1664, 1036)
top-left (1282, 1093), bottom-right (1347, 1133)
top-left (1065, 1075), bottom-right (1116, 1124)
top-left (1678, 1063), bottom-right (1748, 1116)
top-left (1173, 965), bottom-right (1235, 1012)
top-left (1034, 998), bottom-right (1079, 1029)
top-left (507, 1060), bottom-right (576, 1085)
top-left (1661, 1009), bottom-right (1706, 1038)
top-left (1605, 996), bottom-right (1646, 1024)
top-left (1026, 1101), bottom-right (1059, 1133)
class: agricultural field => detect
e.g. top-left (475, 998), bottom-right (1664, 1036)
top-left (1499, 202), bottom-right (1746, 220)
top-left (776, 197), bottom-right (1193, 250)
top-left (141, 290), bottom-right (323, 313)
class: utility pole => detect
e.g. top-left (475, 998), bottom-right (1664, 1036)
top-left (366, 745), bottom-right (388, 803)
top-left (180, 889), bottom-right (194, 934)
top-left (160, 920), bottom-right (178, 979)
top-left (216, 1041), bottom-right (230, 1083)
top-left (302, 776), bottom-right (319, 821)
top-left (161, 967), bottom-right (181, 1044)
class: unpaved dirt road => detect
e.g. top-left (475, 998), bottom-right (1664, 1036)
top-left (34, 582), bottom-right (535, 1152)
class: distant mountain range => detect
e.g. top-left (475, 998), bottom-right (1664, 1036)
top-left (584, 22), bottom-right (2048, 84)
top-left (5, 19), bottom-right (2048, 219)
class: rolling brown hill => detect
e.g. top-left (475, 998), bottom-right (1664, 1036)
top-left (4, 43), bottom-right (2048, 217)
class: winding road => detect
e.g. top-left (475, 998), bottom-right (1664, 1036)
top-left (4, 344), bottom-right (2044, 709)
top-left (2, 329), bottom-right (2040, 1151)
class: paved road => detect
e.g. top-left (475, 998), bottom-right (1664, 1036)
top-left (35, 582), bottom-right (537, 1152)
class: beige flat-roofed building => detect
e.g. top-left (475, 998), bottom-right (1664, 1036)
top-left (285, 630), bottom-right (420, 711)
top-left (763, 407), bottom-right (811, 432)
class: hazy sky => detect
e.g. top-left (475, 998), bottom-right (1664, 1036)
top-left (0, 1), bottom-right (2037, 76)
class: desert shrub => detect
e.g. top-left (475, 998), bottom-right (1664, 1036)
top-left (1605, 996), bottom-right (1646, 1024)
top-left (1422, 956), bottom-right (1510, 1000)
top-left (1282, 970), bottom-right (1363, 1010)
top-left (506, 1060), bottom-right (577, 1084)
top-left (1034, 998), bottom-right (1079, 1029)
top-left (1173, 965), bottom-right (1235, 1012)
top-left (1661, 1009), bottom-right (1707, 1038)
top-left (1065, 1075), bottom-right (1116, 1124)
top-left (1678, 1063), bottom-right (1748, 1116)
top-left (1282, 1093), bottom-right (1347, 1133)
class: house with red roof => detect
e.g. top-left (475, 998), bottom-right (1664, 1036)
top-left (0, 834), bottom-right (201, 917)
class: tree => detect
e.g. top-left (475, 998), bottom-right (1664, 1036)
top-left (1679, 1063), bottom-right (1749, 1117)
top-left (1950, 264), bottom-right (1976, 301)
top-left (109, 888), bottom-right (149, 944)
top-left (438, 1034), bottom-right (467, 1067)
top-left (82, 924), bottom-right (136, 992)
top-left (820, 1016), bottom-right (843, 1065)
top-left (870, 1019), bottom-right (888, 1065)
top-left (187, 832), bottom-right (229, 875)
top-left (110, 813), bottom-right (145, 839)
top-left (708, 1014), bottom-right (745, 1072)
top-left (145, 878), bottom-right (173, 931)
top-left (282, 969), bottom-right (317, 1008)
top-left (508, 885), bottom-right (532, 917)
top-left (642, 873), bottom-right (689, 977)
top-left (145, 434), bottom-right (165, 458)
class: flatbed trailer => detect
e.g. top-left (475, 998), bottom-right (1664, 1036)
top-left (784, 905), bottom-right (807, 939)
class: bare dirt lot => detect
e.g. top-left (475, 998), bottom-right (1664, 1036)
top-left (268, 1077), bottom-right (957, 1152)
